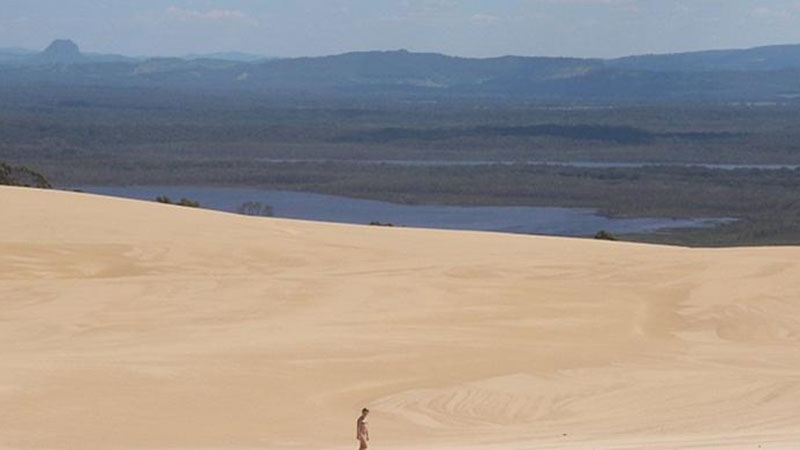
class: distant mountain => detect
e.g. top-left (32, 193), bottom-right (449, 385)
top-left (245, 50), bottom-right (602, 90)
top-left (36, 39), bottom-right (85, 63)
top-left (0, 47), bottom-right (35, 63)
top-left (0, 47), bottom-right (35, 56)
top-left (2, 41), bottom-right (800, 102)
top-left (610, 44), bottom-right (800, 72)
top-left (0, 40), bottom-right (136, 65)
top-left (83, 52), bottom-right (141, 63)
top-left (185, 51), bottom-right (269, 62)
top-left (132, 57), bottom-right (243, 76)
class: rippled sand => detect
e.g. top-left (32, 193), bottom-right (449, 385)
top-left (2, 186), bottom-right (799, 449)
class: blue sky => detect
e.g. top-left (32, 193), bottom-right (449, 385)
top-left (2, 0), bottom-right (800, 58)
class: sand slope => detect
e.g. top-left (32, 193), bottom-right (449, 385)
top-left (1, 186), bottom-right (800, 449)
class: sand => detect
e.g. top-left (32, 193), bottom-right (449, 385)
top-left (1, 185), bottom-right (799, 449)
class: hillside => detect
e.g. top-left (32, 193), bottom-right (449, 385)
top-left (609, 44), bottom-right (800, 72)
top-left (1, 186), bottom-right (799, 449)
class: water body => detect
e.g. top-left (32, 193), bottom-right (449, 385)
top-left (257, 159), bottom-right (800, 170)
top-left (75, 186), bottom-right (732, 237)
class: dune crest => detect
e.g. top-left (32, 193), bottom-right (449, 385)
top-left (2, 186), bottom-right (800, 449)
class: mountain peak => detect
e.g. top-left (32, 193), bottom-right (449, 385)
top-left (39, 39), bottom-right (84, 63)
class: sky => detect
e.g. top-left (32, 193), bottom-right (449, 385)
top-left (2, 0), bottom-right (800, 58)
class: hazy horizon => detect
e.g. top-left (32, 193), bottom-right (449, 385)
top-left (8, 37), bottom-right (800, 61)
top-left (3, 0), bottom-right (800, 59)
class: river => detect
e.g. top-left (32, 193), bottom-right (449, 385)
top-left (74, 186), bottom-right (733, 237)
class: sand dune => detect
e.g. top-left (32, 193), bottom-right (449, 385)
top-left (2, 185), bottom-right (800, 449)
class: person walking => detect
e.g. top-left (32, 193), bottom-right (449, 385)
top-left (356, 408), bottom-right (370, 449)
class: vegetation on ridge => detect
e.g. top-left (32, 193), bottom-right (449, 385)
top-left (155, 196), bottom-right (200, 208)
top-left (0, 162), bottom-right (51, 188)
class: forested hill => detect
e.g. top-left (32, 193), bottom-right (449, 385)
top-left (2, 40), bottom-right (800, 101)
top-left (608, 44), bottom-right (800, 72)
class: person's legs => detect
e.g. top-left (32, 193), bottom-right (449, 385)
top-left (359, 437), bottom-right (368, 450)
